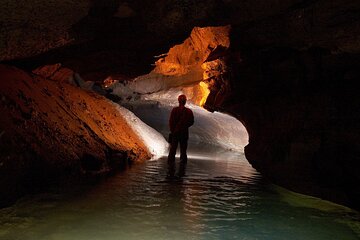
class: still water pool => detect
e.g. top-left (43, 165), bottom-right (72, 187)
top-left (0, 147), bottom-right (359, 240)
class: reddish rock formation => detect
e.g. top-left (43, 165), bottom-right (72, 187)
top-left (129, 26), bottom-right (230, 106)
top-left (0, 64), bottom-right (150, 207)
top-left (154, 26), bottom-right (230, 77)
top-left (32, 63), bottom-right (75, 83)
top-left (1, 0), bottom-right (360, 210)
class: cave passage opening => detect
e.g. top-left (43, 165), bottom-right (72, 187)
top-left (98, 25), bottom-right (250, 161)
top-left (118, 87), bottom-right (250, 160)
top-left (0, 21), bottom-right (359, 239)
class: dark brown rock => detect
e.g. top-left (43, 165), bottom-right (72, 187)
top-left (0, 64), bottom-right (150, 207)
top-left (216, 45), bottom-right (360, 210)
top-left (32, 63), bottom-right (75, 83)
top-left (1, 0), bottom-right (360, 210)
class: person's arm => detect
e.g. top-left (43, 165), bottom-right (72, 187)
top-left (188, 109), bottom-right (194, 127)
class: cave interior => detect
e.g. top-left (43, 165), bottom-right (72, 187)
top-left (0, 0), bottom-right (360, 216)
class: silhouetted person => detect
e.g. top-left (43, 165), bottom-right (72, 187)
top-left (167, 94), bottom-right (194, 178)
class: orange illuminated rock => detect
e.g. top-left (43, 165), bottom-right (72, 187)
top-left (33, 63), bottom-right (75, 83)
top-left (130, 26), bottom-right (231, 106)
top-left (0, 64), bottom-right (150, 206)
top-left (160, 26), bottom-right (230, 106)
top-left (154, 26), bottom-right (230, 76)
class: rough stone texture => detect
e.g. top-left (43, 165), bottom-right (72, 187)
top-left (32, 63), bottom-right (75, 83)
top-left (244, 0), bottom-right (360, 52)
top-left (217, 1), bottom-right (360, 210)
top-left (0, 64), bottom-right (150, 207)
top-left (1, 0), bottom-right (360, 209)
top-left (1, 0), bottom-right (359, 63)
top-left (127, 26), bottom-right (230, 103)
top-left (220, 45), bottom-right (360, 210)
top-left (154, 26), bottom-right (230, 76)
top-left (0, 0), bottom-right (90, 61)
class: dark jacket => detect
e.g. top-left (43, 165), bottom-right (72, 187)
top-left (169, 106), bottom-right (194, 138)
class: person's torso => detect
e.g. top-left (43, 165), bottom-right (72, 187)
top-left (172, 106), bottom-right (192, 133)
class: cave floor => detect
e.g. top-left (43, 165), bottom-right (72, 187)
top-left (0, 145), bottom-right (359, 240)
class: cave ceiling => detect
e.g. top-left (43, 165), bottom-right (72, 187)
top-left (1, 0), bottom-right (359, 79)
top-left (1, 0), bottom-right (360, 209)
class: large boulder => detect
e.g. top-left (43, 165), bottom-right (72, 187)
top-left (0, 64), bottom-right (150, 207)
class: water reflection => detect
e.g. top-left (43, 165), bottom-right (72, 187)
top-left (0, 147), bottom-right (359, 240)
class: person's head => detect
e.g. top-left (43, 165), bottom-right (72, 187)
top-left (178, 94), bottom-right (187, 106)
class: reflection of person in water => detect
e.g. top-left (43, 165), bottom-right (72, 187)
top-left (167, 94), bottom-right (194, 178)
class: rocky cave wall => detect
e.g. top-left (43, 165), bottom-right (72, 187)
top-left (1, 0), bottom-right (360, 209)
top-left (0, 65), bottom-right (150, 207)
top-left (224, 45), bottom-right (360, 209)
top-left (222, 1), bottom-right (360, 209)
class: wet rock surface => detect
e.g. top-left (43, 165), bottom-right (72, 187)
top-left (0, 64), bottom-right (149, 207)
top-left (1, 0), bottom-right (360, 210)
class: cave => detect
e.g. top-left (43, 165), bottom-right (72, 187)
top-left (0, 0), bottom-right (360, 239)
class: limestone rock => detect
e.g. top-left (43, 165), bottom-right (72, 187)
top-left (0, 64), bottom-right (150, 207)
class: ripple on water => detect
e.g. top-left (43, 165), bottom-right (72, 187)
top-left (0, 153), bottom-right (359, 240)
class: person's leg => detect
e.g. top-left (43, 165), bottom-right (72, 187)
top-left (178, 138), bottom-right (188, 177)
top-left (167, 136), bottom-right (178, 177)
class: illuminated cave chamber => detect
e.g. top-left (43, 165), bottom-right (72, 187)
top-left (104, 25), bottom-right (248, 153)
top-left (1, 0), bottom-right (359, 212)
top-left (107, 26), bottom-right (230, 105)
top-left (28, 26), bottom-right (247, 158)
